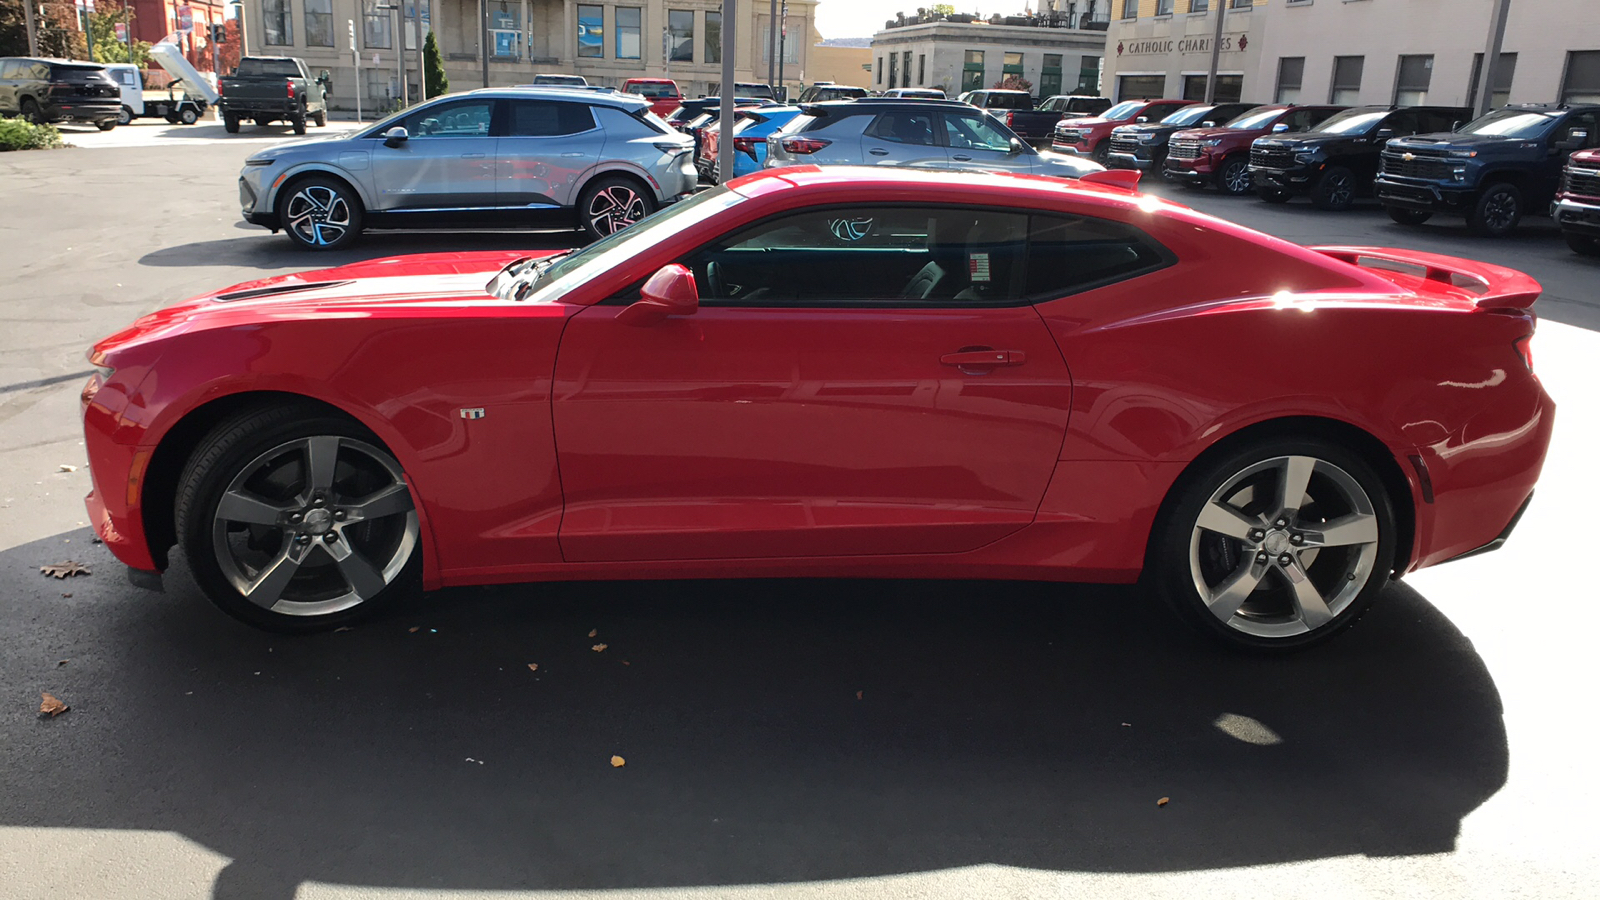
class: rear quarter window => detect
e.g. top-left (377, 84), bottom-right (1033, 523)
top-left (1025, 215), bottom-right (1171, 299)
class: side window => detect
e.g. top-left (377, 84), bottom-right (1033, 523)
top-left (508, 100), bottom-right (596, 137)
top-left (402, 99), bottom-right (494, 137)
top-left (943, 112), bottom-right (1013, 152)
top-left (866, 111), bottom-right (935, 145)
top-left (679, 206), bottom-right (1028, 305)
top-left (0, 61), bottom-right (16, 79)
top-left (1564, 113), bottom-right (1599, 148)
top-left (31, 62), bottom-right (51, 79)
top-left (1383, 111), bottom-right (1421, 136)
top-left (1301, 108), bottom-right (1340, 130)
top-left (1024, 214), bottom-right (1168, 298)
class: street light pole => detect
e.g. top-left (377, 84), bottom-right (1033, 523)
top-left (1203, 0), bottom-right (1226, 104)
top-left (23, 0), bottom-right (38, 56)
top-left (1475, 0), bottom-right (1513, 118)
top-left (767, 0), bottom-right (776, 92)
top-left (480, 0), bottom-right (489, 88)
top-left (717, 0), bottom-right (736, 184)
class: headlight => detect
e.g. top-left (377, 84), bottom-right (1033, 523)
top-left (244, 157), bottom-right (275, 166)
top-left (1449, 149), bottom-right (1479, 158)
top-left (1295, 151), bottom-right (1320, 164)
top-left (1200, 138), bottom-right (1223, 147)
top-left (1139, 134), bottom-right (1160, 144)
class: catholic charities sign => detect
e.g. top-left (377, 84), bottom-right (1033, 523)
top-left (1117, 34), bottom-right (1248, 56)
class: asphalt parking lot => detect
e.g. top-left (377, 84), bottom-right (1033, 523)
top-left (1, 134), bottom-right (1597, 899)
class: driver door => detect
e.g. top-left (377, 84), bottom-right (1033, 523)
top-left (369, 97), bottom-right (500, 212)
top-left (938, 109), bottom-right (1033, 173)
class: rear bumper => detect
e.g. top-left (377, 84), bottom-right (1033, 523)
top-left (1440, 491), bottom-right (1534, 564)
top-left (44, 100), bottom-right (120, 122)
top-left (1552, 196), bottom-right (1600, 236)
top-left (1374, 176), bottom-right (1476, 212)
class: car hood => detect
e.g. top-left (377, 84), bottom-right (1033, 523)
top-left (1254, 132), bottom-right (1353, 149)
top-left (244, 132), bottom-right (371, 163)
top-left (92, 251), bottom-right (553, 363)
top-left (1171, 125), bottom-right (1261, 141)
top-left (1057, 116), bottom-right (1116, 129)
top-left (1388, 131), bottom-right (1537, 151)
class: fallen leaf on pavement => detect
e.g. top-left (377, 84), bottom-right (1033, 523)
top-left (39, 693), bottom-right (69, 717)
top-left (610, 755), bottom-right (625, 767)
top-left (856, 690), bottom-right (863, 700)
top-left (621, 661), bottom-right (630, 666)
top-left (59, 465), bottom-right (77, 472)
top-left (588, 629), bottom-right (598, 638)
top-left (1157, 797), bottom-right (1170, 807)
top-left (408, 626), bottom-right (420, 633)
top-left (57, 660), bottom-right (68, 667)
top-left (592, 643), bottom-right (607, 652)
top-left (40, 561), bottom-right (90, 579)
top-left (527, 663), bottom-right (539, 672)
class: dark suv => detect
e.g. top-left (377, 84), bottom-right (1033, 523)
top-left (0, 57), bottom-right (120, 130)
top-left (1249, 105), bottom-right (1469, 209)
top-left (1105, 102), bottom-right (1257, 171)
top-left (1376, 104), bottom-right (1600, 236)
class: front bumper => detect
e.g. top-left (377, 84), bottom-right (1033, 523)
top-left (1552, 195), bottom-right (1600, 236)
top-left (1251, 165), bottom-right (1320, 195)
top-left (1106, 150), bottom-right (1158, 170)
top-left (238, 173), bottom-right (280, 228)
top-left (1163, 156), bottom-right (1216, 183)
top-left (1374, 175), bottom-right (1476, 212)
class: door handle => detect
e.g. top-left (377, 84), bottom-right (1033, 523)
top-left (560, 151), bottom-right (586, 158)
top-left (941, 349), bottom-right (1026, 368)
top-left (951, 154), bottom-right (973, 161)
top-left (869, 147), bottom-right (889, 156)
top-left (461, 152), bottom-right (486, 159)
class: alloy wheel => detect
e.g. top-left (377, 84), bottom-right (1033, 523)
top-left (284, 184), bottom-right (352, 247)
top-left (1325, 173), bottom-right (1354, 208)
top-left (587, 185), bottom-right (646, 235)
top-left (1222, 159), bottom-right (1251, 194)
top-left (1188, 455), bottom-right (1380, 639)
top-left (211, 436), bottom-right (418, 617)
top-left (1483, 190), bottom-right (1518, 233)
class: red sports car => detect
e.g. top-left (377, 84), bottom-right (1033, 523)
top-left (82, 167), bottom-right (1552, 650)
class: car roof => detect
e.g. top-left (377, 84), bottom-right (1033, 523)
top-left (4, 56), bottom-right (104, 65)
top-left (465, 86), bottom-right (649, 110)
top-left (624, 77), bottom-right (677, 84)
top-left (802, 98), bottom-right (972, 112)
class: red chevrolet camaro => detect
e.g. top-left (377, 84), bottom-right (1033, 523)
top-left (82, 167), bottom-right (1552, 650)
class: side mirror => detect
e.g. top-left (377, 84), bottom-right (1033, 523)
top-left (1374, 127), bottom-right (1396, 140)
top-left (1557, 129), bottom-right (1590, 151)
top-left (1271, 122), bottom-right (1289, 133)
top-left (383, 126), bottom-right (409, 147)
top-left (617, 264), bottom-right (699, 326)
top-left (1135, 116), bottom-right (1149, 123)
top-left (1202, 120), bottom-right (1216, 127)
top-left (1008, 137), bottom-right (1025, 155)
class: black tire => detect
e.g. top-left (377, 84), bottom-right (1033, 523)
top-left (1386, 206), bottom-right (1433, 226)
top-left (1565, 232), bottom-right (1600, 257)
top-left (175, 404), bottom-right (422, 633)
top-left (20, 98), bottom-right (43, 124)
top-left (224, 114), bottom-right (240, 133)
top-left (276, 175), bottom-right (364, 250)
top-left (1467, 183), bottom-right (1522, 237)
top-left (97, 119), bottom-right (117, 131)
top-left (1091, 140), bottom-right (1111, 165)
top-left (179, 107), bottom-right (199, 125)
top-left (578, 175), bottom-right (656, 241)
top-left (1215, 156), bottom-right (1253, 196)
top-left (117, 105), bottom-right (134, 126)
top-left (1311, 165), bottom-right (1358, 211)
top-left (1256, 188), bottom-right (1291, 204)
top-left (313, 109), bottom-right (327, 127)
top-left (292, 115), bottom-right (308, 135)
top-left (1147, 435), bottom-right (1397, 653)
top-left (256, 117), bottom-right (272, 127)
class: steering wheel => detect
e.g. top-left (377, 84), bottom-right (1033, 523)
top-left (705, 260), bottom-right (727, 299)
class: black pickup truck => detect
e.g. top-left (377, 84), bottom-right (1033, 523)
top-left (1249, 105), bottom-right (1469, 210)
top-left (1375, 104), bottom-right (1600, 236)
top-left (218, 56), bottom-right (330, 135)
top-left (1105, 101), bottom-right (1257, 171)
top-left (959, 89), bottom-right (1060, 145)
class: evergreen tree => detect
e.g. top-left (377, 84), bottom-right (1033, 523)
top-left (423, 31), bottom-right (448, 99)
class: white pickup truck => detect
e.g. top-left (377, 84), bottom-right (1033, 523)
top-left (105, 36), bottom-right (219, 126)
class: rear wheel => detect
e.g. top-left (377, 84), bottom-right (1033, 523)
top-left (291, 114), bottom-right (308, 135)
top-left (1311, 165), bottom-right (1357, 211)
top-left (1468, 183), bottom-right (1522, 236)
top-left (1150, 437), bottom-right (1396, 652)
top-left (97, 119), bottom-right (117, 131)
top-left (1386, 206), bottom-right (1433, 226)
top-left (1216, 157), bottom-right (1253, 195)
top-left (176, 405), bottom-right (421, 633)
top-left (579, 176), bottom-right (655, 241)
top-left (20, 98), bottom-right (43, 124)
top-left (224, 114), bottom-right (241, 133)
top-left (1565, 232), bottom-right (1600, 257)
top-left (179, 106), bottom-right (199, 125)
top-left (256, 117), bottom-right (272, 127)
top-left (277, 176), bottom-right (363, 250)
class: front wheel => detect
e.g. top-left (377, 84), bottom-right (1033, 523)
top-left (117, 105), bottom-right (134, 126)
top-left (175, 405), bottom-right (422, 633)
top-left (578, 176), bottom-right (655, 241)
top-left (277, 176), bottom-right (363, 250)
top-left (1149, 437), bottom-right (1396, 652)
top-left (1091, 140), bottom-right (1111, 165)
top-left (1468, 183), bottom-right (1522, 237)
top-left (1386, 206), bottom-right (1433, 226)
top-left (1311, 166), bottom-right (1357, 211)
top-left (313, 109), bottom-right (327, 127)
top-left (1216, 157), bottom-right (1253, 195)
top-left (1565, 232), bottom-right (1600, 257)
top-left (179, 107), bottom-right (199, 125)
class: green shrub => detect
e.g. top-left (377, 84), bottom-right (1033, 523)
top-left (0, 118), bottom-right (66, 152)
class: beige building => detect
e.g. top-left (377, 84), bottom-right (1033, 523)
top-left (240, 0), bottom-right (819, 110)
top-left (869, 10), bottom-right (1109, 98)
top-left (1103, 0), bottom-right (1600, 109)
top-left (808, 39), bottom-right (872, 89)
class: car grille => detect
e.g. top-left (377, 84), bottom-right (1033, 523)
top-left (1055, 128), bottom-right (1085, 144)
top-left (1251, 146), bottom-right (1297, 169)
top-left (1563, 165), bottom-right (1600, 198)
top-left (1168, 138), bottom-right (1202, 161)
top-left (1109, 134), bottom-right (1141, 155)
top-left (1380, 150), bottom-right (1453, 180)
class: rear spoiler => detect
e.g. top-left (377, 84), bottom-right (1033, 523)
top-left (1313, 246), bottom-right (1542, 312)
top-left (1078, 169), bottom-right (1141, 191)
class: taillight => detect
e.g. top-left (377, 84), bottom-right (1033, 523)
top-left (287, 81), bottom-right (296, 99)
top-left (1005, 112), bottom-right (1016, 126)
top-left (1516, 335), bottom-right (1534, 372)
top-left (780, 137), bottom-right (831, 155)
top-left (733, 137), bottom-right (759, 161)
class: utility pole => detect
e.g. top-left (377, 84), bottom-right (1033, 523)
top-left (717, 0), bottom-right (736, 183)
top-left (1475, 0), bottom-right (1512, 118)
top-left (23, 0), bottom-right (39, 56)
top-left (479, 0), bottom-right (489, 87)
top-left (411, 2), bottom-right (424, 101)
top-left (349, 18), bottom-right (362, 122)
top-left (776, 0), bottom-right (786, 98)
top-left (1203, 0), bottom-right (1226, 104)
top-left (767, 0), bottom-right (776, 92)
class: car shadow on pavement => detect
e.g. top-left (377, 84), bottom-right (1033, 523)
top-left (1, 529), bottom-right (1507, 899)
top-left (137, 231), bottom-right (580, 273)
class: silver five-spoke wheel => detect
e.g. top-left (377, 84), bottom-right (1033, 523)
top-left (284, 185), bottom-right (353, 247)
top-left (579, 176), bottom-right (656, 241)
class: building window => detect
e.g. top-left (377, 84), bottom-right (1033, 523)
top-left (1156, 0), bottom-right (1174, 15)
top-left (361, 0), bottom-right (390, 49)
top-left (1040, 53), bottom-right (1062, 98)
top-left (578, 4), bottom-right (603, 58)
top-left (888, 52), bottom-right (898, 89)
top-left (1189, 0), bottom-right (1208, 11)
top-left (1275, 56), bottom-right (1303, 103)
top-left (1394, 54), bottom-right (1433, 105)
top-left (1562, 51), bottom-right (1600, 104)
top-left (614, 7), bottom-right (640, 59)
top-left (1330, 55), bottom-right (1363, 104)
top-left (1003, 51), bottom-right (1024, 76)
top-left (962, 49), bottom-right (984, 92)
top-left (668, 10), bottom-right (694, 62)
top-left (1117, 74), bottom-right (1165, 100)
top-left (1467, 52), bottom-right (1516, 110)
top-left (489, 4), bottom-right (522, 58)
top-left (877, 57), bottom-right (883, 85)
top-left (303, 0), bottom-right (331, 46)
top-left (705, 11), bottom-right (721, 63)
top-left (1183, 74), bottom-right (1241, 102)
top-left (262, 0), bottom-right (293, 45)
top-left (1229, 0), bottom-right (1251, 7)
top-left (1121, 0), bottom-right (1137, 18)
top-left (918, 53), bottom-right (925, 85)
top-left (762, 23), bottom-right (799, 64)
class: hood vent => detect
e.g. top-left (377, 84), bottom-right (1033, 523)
top-left (214, 280), bottom-right (353, 302)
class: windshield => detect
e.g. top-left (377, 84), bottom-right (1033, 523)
top-left (237, 59), bottom-right (303, 77)
top-left (1227, 107), bottom-right (1285, 130)
top-left (1162, 105), bottom-right (1215, 126)
top-left (1312, 109), bottom-right (1388, 135)
top-left (493, 188), bottom-right (744, 302)
top-left (1101, 101), bottom-right (1144, 121)
top-left (51, 64), bottom-right (111, 81)
top-left (1458, 108), bottom-right (1560, 138)
top-left (985, 93), bottom-right (1032, 109)
top-left (627, 82), bottom-right (678, 98)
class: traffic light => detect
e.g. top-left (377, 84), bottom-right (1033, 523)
top-left (211, 23), bottom-right (226, 42)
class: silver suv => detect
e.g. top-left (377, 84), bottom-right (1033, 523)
top-left (238, 87), bottom-right (695, 250)
top-left (764, 100), bottom-right (1103, 180)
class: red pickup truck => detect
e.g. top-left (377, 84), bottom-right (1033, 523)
top-left (622, 78), bottom-right (682, 118)
top-left (1162, 104), bottom-right (1346, 194)
top-left (1555, 147), bottom-right (1600, 257)
top-left (1051, 98), bottom-right (1194, 164)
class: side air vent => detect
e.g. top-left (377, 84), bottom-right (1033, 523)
top-left (214, 280), bottom-right (353, 302)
